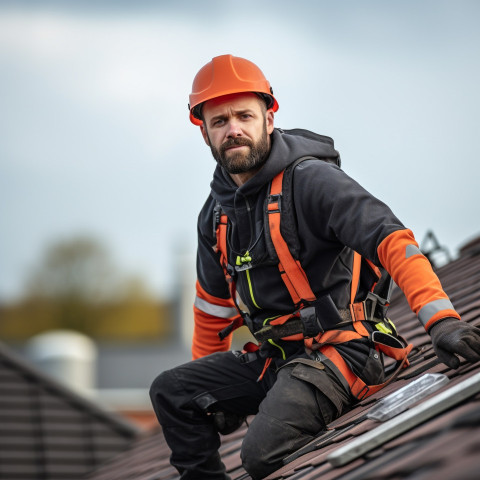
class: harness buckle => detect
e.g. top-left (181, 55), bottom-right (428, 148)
top-left (212, 203), bottom-right (222, 237)
top-left (363, 291), bottom-right (388, 321)
top-left (225, 263), bottom-right (236, 278)
top-left (238, 351), bottom-right (259, 364)
top-left (299, 306), bottom-right (324, 337)
top-left (267, 193), bottom-right (282, 213)
top-left (357, 385), bottom-right (370, 401)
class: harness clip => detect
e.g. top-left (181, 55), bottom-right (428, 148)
top-left (364, 291), bottom-right (388, 321)
top-left (212, 203), bottom-right (222, 237)
top-left (235, 262), bottom-right (253, 272)
top-left (267, 193), bottom-right (282, 213)
top-left (235, 252), bottom-right (253, 271)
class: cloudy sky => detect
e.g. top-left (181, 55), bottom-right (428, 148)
top-left (1, 0), bottom-right (479, 301)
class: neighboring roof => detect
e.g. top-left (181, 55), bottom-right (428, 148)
top-left (86, 238), bottom-right (480, 480)
top-left (0, 342), bottom-right (141, 480)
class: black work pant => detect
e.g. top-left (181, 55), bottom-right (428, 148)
top-left (149, 350), bottom-right (348, 480)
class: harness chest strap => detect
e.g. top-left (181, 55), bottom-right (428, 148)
top-left (215, 211), bottom-right (237, 302)
top-left (267, 171), bottom-right (316, 305)
top-left (215, 212), bottom-right (229, 276)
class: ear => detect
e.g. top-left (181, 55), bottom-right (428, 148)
top-left (200, 124), bottom-right (210, 146)
top-left (266, 109), bottom-right (275, 135)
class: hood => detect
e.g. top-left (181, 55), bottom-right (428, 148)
top-left (210, 128), bottom-right (340, 209)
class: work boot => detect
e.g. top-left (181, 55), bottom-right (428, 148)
top-left (178, 452), bottom-right (231, 480)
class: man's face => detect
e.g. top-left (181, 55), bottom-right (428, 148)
top-left (200, 93), bottom-right (274, 175)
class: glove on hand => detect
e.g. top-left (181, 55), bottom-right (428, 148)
top-left (212, 411), bottom-right (245, 435)
top-left (429, 317), bottom-right (480, 369)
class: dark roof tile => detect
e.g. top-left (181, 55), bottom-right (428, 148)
top-left (0, 342), bottom-right (141, 479)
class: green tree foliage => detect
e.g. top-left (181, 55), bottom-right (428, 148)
top-left (0, 236), bottom-right (171, 340)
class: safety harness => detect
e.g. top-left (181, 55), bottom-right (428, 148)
top-left (214, 159), bottom-right (412, 400)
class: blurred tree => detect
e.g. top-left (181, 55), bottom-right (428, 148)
top-left (26, 237), bottom-right (125, 300)
top-left (0, 236), bottom-right (172, 340)
top-left (24, 237), bottom-right (117, 332)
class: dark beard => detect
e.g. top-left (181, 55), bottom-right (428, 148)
top-left (208, 124), bottom-right (270, 174)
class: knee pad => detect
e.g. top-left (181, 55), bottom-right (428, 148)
top-left (241, 443), bottom-right (260, 480)
top-left (241, 431), bottom-right (271, 480)
top-left (149, 369), bottom-right (176, 404)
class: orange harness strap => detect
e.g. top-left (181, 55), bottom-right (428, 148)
top-left (214, 212), bottom-right (239, 310)
top-left (349, 252), bottom-right (371, 337)
top-left (350, 252), bottom-right (362, 303)
top-left (267, 171), bottom-right (316, 305)
top-left (215, 213), bottom-right (229, 275)
top-left (320, 341), bottom-right (412, 400)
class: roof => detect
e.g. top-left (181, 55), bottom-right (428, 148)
top-left (86, 239), bottom-right (480, 480)
top-left (0, 341), bottom-right (141, 479)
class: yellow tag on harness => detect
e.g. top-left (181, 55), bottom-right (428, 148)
top-left (375, 318), bottom-right (397, 335)
top-left (375, 322), bottom-right (392, 334)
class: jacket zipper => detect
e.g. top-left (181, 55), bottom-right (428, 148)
top-left (241, 196), bottom-right (262, 310)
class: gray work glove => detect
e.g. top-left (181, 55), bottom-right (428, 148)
top-left (428, 317), bottom-right (480, 369)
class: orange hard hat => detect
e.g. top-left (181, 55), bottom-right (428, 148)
top-left (188, 54), bottom-right (279, 126)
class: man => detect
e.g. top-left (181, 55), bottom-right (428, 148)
top-left (150, 54), bottom-right (480, 480)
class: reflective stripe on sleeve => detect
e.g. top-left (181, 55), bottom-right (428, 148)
top-left (405, 244), bottom-right (424, 259)
top-left (194, 296), bottom-right (238, 318)
top-left (418, 298), bottom-right (455, 328)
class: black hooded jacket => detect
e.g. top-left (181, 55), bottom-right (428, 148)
top-left (195, 128), bottom-right (408, 373)
top-left (198, 127), bottom-right (405, 309)
top-left (193, 125), bottom-right (462, 399)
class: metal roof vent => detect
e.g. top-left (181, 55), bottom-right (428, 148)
top-left (421, 230), bottom-right (452, 268)
top-left (26, 330), bottom-right (97, 397)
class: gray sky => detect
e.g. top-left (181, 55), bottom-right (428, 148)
top-left (1, 0), bottom-right (479, 301)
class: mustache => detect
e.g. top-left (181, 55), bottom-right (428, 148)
top-left (220, 137), bottom-right (253, 154)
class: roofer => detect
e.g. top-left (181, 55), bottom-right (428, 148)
top-left (150, 54), bottom-right (480, 480)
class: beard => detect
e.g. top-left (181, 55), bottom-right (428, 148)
top-left (208, 123), bottom-right (270, 174)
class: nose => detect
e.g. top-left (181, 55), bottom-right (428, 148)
top-left (225, 119), bottom-right (243, 138)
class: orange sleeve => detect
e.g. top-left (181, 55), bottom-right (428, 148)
top-left (192, 280), bottom-right (242, 359)
top-left (377, 229), bottom-right (460, 331)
